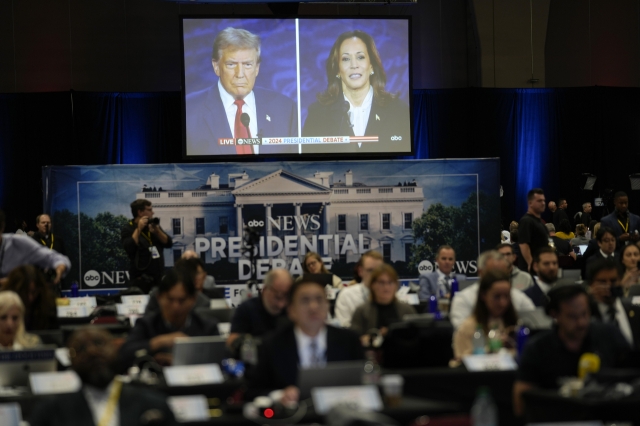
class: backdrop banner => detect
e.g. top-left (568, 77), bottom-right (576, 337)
top-left (42, 159), bottom-right (500, 291)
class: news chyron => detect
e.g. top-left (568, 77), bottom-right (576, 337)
top-left (181, 17), bottom-right (412, 158)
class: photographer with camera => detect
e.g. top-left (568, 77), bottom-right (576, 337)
top-left (121, 200), bottom-right (172, 293)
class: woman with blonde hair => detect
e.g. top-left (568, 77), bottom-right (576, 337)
top-left (301, 252), bottom-right (343, 288)
top-left (0, 291), bottom-right (41, 349)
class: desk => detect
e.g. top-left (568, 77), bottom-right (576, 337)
top-left (180, 396), bottom-right (462, 426)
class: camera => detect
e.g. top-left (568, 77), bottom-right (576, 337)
top-left (149, 218), bottom-right (160, 225)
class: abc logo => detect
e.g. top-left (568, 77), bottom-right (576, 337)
top-left (418, 260), bottom-right (434, 276)
top-left (84, 270), bottom-right (100, 287)
top-left (391, 136), bottom-right (402, 141)
top-left (238, 139), bottom-right (244, 145)
top-left (247, 220), bottom-right (264, 227)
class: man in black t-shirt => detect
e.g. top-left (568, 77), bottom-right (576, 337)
top-left (227, 269), bottom-right (293, 353)
top-left (518, 188), bottom-right (551, 272)
top-left (513, 284), bottom-right (630, 416)
top-left (121, 199), bottom-right (173, 293)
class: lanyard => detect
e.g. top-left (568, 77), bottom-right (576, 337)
top-left (97, 379), bottom-right (123, 426)
top-left (130, 221), bottom-right (152, 245)
top-left (40, 234), bottom-right (54, 249)
top-left (617, 217), bottom-right (629, 233)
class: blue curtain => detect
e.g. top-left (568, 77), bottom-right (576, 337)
top-left (2, 87), bottom-right (640, 231)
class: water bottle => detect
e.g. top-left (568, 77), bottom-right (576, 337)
top-left (70, 281), bottom-right (79, 298)
top-left (240, 335), bottom-right (257, 365)
top-left (487, 325), bottom-right (502, 354)
top-left (471, 387), bottom-right (498, 426)
top-left (429, 295), bottom-right (438, 314)
top-left (516, 324), bottom-right (530, 360)
top-left (473, 325), bottom-right (486, 355)
top-left (362, 350), bottom-right (381, 385)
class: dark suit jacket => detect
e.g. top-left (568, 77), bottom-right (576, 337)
top-left (32, 232), bottom-right (66, 256)
top-left (185, 85), bottom-right (298, 156)
top-left (553, 208), bottom-right (570, 230)
top-left (524, 283), bottom-right (548, 308)
top-left (589, 298), bottom-right (640, 351)
top-left (118, 310), bottom-right (219, 370)
top-left (249, 324), bottom-right (364, 395)
top-left (301, 95), bottom-right (411, 154)
top-left (600, 211), bottom-right (640, 251)
top-left (29, 383), bottom-right (176, 426)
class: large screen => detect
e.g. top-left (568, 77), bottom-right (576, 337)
top-left (181, 17), bottom-right (412, 158)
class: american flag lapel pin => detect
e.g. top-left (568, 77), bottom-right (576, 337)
top-left (266, 115), bottom-right (271, 122)
top-left (376, 114), bottom-right (380, 121)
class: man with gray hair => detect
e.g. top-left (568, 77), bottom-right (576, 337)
top-left (449, 250), bottom-right (535, 329)
top-left (226, 268), bottom-right (293, 351)
top-left (186, 27), bottom-right (298, 156)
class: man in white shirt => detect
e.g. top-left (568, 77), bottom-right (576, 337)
top-left (250, 278), bottom-right (364, 404)
top-left (450, 250), bottom-right (535, 329)
top-left (496, 243), bottom-right (534, 291)
top-left (334, 250), bottom-right (384, 327)
top-left (587, 258), bottom-right (640, 349)
top-left (185, 27), bottom-right (297, 156)
top-left (418, 245), bottom-right (467, 300)
top-left (524, 247), bottom-right (559, 308)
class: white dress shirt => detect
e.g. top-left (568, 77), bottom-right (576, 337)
top-left (345, 86), bottom-right (373, 137)
top-left (334, 283), bottom-right (370, 327)
top-left (218, 80), bottom-right (259, 154)
top-left (449, 282), bottom-right (536, 329)
top-left (294, 326), bottom-right (328, 369)
top-left (598, 299), bottom-right (633, 346)
top-left (600, 250), bottom-right (614, 259)
top-left (83, 381), bottom-right (119, 426)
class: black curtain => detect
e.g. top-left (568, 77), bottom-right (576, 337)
top-left (2, 87), bottom-right (640, 233)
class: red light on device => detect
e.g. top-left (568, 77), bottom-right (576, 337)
top-left (263, 408), bottom-right (274, 419)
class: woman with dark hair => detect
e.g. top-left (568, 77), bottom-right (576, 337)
top-left (619, 244), bottom-right (640, 297)
top-left (300, 252), bottom-right (343, 288)
top-left (555, 219), bottom-right (575, 240)
top-left (302, 30), bottom-right (410, 153)
top-left (452, 269), bottom-right (517, 359)
top-left (350, 264), bottom-right (415, 344)
top-left (4, 265), bottom-right (57, 331)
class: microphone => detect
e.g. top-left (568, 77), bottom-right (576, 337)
top-left (240, 113), bottom-right (252, 137)
top-left (578, 352), bottom-right (601, 380)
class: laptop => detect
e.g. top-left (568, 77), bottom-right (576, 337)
top-left (172, 336), bottom-right (228, 366)
top-left (298, 361), bottom-right (365, 400)
top-left (0, 346), bottom-right (57, 387)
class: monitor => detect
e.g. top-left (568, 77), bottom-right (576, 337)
top-left (172, 336), bottom-right (229, 366)
top-left (181, 17), bottom-right (412, 159)
top-left (0, 346), bottom-right (57, 387)
top-left (298, 361), bottom-right (365, 400)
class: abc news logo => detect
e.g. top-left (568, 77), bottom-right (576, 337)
top-left (391, 136), bottom-right (402, 141)
top-left (84, 270), bottom-right (101, 287)
top-left (247, 220), bottom-right (264, 227)
top-left (418, 260), bottom-right (434, 276)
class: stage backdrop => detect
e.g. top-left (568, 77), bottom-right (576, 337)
top-left (43, 159), bottom-right (500, 291)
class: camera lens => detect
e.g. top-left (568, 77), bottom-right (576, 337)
top-left (150, 218), bottom-right (160, 225)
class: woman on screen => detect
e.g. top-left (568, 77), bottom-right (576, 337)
top-left (300, 252), bottom-right (343, 288)
top-left (302, 30), bottom-right (410, 153)
top-left (0, 291), bottom-right (42, 349)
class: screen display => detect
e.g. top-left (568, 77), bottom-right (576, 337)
top-left (181, 17), bottom-right (412, 158)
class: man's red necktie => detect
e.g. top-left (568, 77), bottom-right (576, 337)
top-left (233, 99), bottom-right (253, 155)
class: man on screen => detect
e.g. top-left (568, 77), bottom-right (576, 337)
top-left (186, 27), bottom-right (298, 156)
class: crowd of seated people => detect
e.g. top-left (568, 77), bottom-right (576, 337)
top-left (4, 190), bottom-right (640, 425)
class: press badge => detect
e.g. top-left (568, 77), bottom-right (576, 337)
top-left (149, 246), bottom-right (160, 259)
